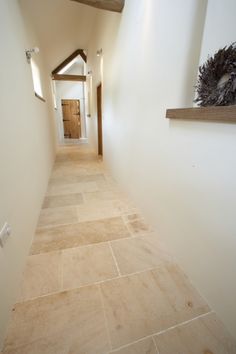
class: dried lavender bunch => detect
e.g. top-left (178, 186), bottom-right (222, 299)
top-left (195, 43), bottom-right (236, 106)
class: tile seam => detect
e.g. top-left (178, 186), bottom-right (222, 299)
top-left (107, 311), bottom-right (213, 353)
top-left (15, 263), bottom-right (175, 304)
top-left (98, 284), bottom-right (113, 352)
top-left (108, 242), bottom-right (122, 277)
top-left (154, 311), bottom-right (214, 337)
top-left (31, 231), bottom-right (158, 255)
top-left (152, 336), bottom-right (160, 354)
top-left (36, 213), bottom-right (148, 232)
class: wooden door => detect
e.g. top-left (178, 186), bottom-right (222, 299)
top-left (61, 99), bottom-right (81, 139)
top-left (97, 84), bottom-right (103, 155)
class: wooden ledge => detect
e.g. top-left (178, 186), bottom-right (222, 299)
top-left (166, 105), bottom-right (236, 122)
top-left (52, 74), bottom-right (86, 82)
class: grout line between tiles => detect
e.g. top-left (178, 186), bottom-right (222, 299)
top-left (108, 311), bottom-right (213, 353)
top-left (15, 263), bottom-right (175, 304)
top-left (108, 335), bottom-right (155, 353)
top-left (108, 242), bottom-right (121, 277)
top-left (37, 210), bottom-right (137, 230)
top-left (98, 284), bottom-right (113, 352)
top-left (59, 250), bottom-right (64, 292)
top-left (152, 336), bottom-right (160, 354)
top-left (32, 230), bottom-right (158, 256)
top-left (20, 152), bottom-right (215, 354)
top-left (154, 311), bottom-right (214, 337)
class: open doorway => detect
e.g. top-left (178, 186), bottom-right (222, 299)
top-left (51, 49), bottom-right (87, 145)
top-left (61, 99), bottom-right (81, 139)
top-left (97, 83), bottom-right (103, 155)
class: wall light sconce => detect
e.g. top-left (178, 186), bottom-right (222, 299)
top-left (96, 49), bottom-right (103, 57)
top-left (25, 47), bottom-right (40, 63)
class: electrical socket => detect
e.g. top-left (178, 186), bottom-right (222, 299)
top-left (0, 223), bottom-right (11, 248)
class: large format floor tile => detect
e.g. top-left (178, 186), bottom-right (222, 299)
top-left (101, 264), bottom-right (210, 349)
top-left (37, 206), bottom-right (78, 228)
top-left (154, 313), bottom-right (236, 354)
top-left (3, 286), bottom-right (110, 354)
top-left (46, 181), bottom-right (98, 196)
top-left (31, 216), bottom-right (130, 254)
top-left (76, 199), bottom-right (137, 222)
top-left (111, 233), bottom-right (172, 275)
top-left (112, 200), bottom-right (138, 216)
top-left (18, 252), bottom-right (62, 302)
top-left (42, 193), bottom-right (83, 209)
top-left (62, 243), bottom-right (118, 289)
top-left (3, 145), bottom-right (235, 354)
top-left (76, 200), bottom-right (121, 222)
top-left (49, 173), bottom-right (105, 186)
top-left (83, 190), bottom-right (123, 202)
top-left (126, 218), bottom-right (151, 235)
top-left (51, 164), bottom-right (88, 179)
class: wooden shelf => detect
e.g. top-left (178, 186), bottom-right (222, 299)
top-left (166, 105), bottom-right (236, 122)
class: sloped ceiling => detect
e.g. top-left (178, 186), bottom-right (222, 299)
top-left (19, 0), bottom-right (98, 71)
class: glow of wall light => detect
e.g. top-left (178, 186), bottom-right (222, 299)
top-left (141, 0), bottom-right (153, 43)
top-left (100, 56), bottom-right (104, 84)
top-left (31, 59), bottom-right (43, 97)
top-left (51, 80), bottom-right (57, 109)
top-left (86, 74), bottom-right (93, 117)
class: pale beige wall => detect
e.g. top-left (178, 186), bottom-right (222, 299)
top-left (0, 0), bottom-right (56, 348)
top-left (86, 11), bottom-right (121, 153)
top-left (19, 0), bottom-right (98, 71)
top-left (199, 0), bottom-right (236, 64)
top-left (195, 0), bottom-right (236, 336)
top-left (87, 0), bottom-right (236, 338)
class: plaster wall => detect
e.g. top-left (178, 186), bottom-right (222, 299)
top-left (86, 0), bottom-right (236, 338)
top-left (0, 0), bottom-right (56, 348)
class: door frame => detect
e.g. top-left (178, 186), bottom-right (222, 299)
top-left (97, 83), bottom-right (103, 156)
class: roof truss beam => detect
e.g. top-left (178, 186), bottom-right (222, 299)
top-left (52, 49), bottom-right (87, 76)
top-left (52, 74), bottom-right (86, 82)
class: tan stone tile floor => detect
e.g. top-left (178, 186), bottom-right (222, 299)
top-left (2, 145), bottom-right (236, 354)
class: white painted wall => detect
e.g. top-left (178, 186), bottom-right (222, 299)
top-left (87, 0), bottom-right (236, 338)
top-left (199, 0), bottom-right (236, 64)
top-left (0, 0), bottom-right (56, 348)
top-left (86, 11), bottom-right (122, 153)
top-left (55, 62), bottom-right (87, 143)
top-left (19, 0), bottom-right (98, 71)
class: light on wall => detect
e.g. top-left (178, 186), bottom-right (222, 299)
top-left (96, 49), bottom-right (103, 57)
top-left (25, 47), bottom-right (40, 63)
top-left (86, 70), bottom-right (93, 118)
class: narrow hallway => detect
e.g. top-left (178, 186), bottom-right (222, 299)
top-left (3, 145), bottom-right (236, 354)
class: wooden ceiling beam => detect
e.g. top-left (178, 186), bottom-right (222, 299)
top-left (71, 0), bottom-right (125, 13)
top-left (78, 49), bottom-right (87, 63)
top-left (52, 74), bottom-right (86, 82)
top-left (52, 49), bottom-right (87, 75)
